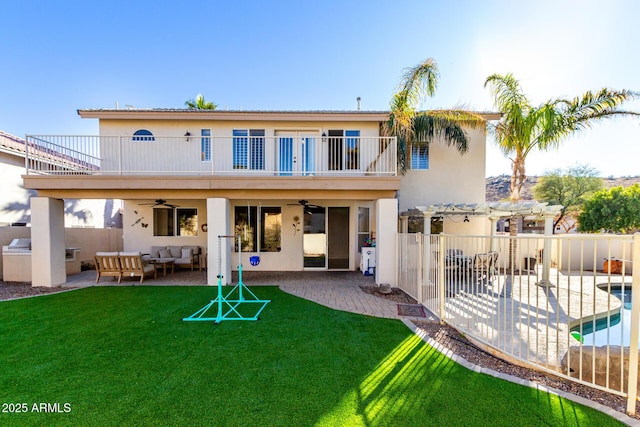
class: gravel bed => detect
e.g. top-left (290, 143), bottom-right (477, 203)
top-left (0, 282), bottom-right (75, 300)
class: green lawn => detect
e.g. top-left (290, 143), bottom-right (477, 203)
top-left (0, 286), bottom-right (623, 426)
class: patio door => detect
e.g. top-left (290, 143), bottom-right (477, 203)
top-left (328, 207), bottom-right (349, 269)
top-left (303, 206), bottom-right (349, 270)
top-left (303, 206), bottom-right (326, 268)
top-left (276, 131), bottom-right (317, 176)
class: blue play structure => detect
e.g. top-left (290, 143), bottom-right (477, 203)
top-left (182, 235), bottom-right (270, 324)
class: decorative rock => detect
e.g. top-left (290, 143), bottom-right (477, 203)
top-left (379, 283), bottom-right (392, 295)
top-left (561, 346), bottom-right (640, 394)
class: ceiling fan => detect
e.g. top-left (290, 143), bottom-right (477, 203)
top-left (287, 200), bottom-right (323, 214)
top-left (139, 199), bottom-right (180, 208)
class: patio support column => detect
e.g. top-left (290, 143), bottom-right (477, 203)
top-left (207, 198), bottom-right (231, 286)
top-left (422, 213), bottom-right (432, 235)
top-left (538, 213), bottom-right (555, 287)
top-left (31, 197), bottom-right (66, 287)
top-left (399, 215), bottom-right (408, 233)
top-left (489, 216), bottom-right (500, 252)
top-left (375, 198), bottom-right (398, 286)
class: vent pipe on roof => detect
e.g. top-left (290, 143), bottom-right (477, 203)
top-left (357, 97), bottom-right (361, 111)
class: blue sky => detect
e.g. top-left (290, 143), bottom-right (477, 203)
top-left (1, 0), bottom-right (639, 177)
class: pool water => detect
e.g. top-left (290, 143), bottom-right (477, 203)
top-left (572, 288), bottom-right (636, 347)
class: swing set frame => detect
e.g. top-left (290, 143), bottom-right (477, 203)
top-left (182, 234), bottom-right (270, 324)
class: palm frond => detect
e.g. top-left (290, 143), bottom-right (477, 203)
top-left (535, 89), bottom-right (640, 145)
top-left (389, 58), bottom-right (440, 140)
top-left (399, 58), bottom-right (440, 105)
top-left (484, 73), bottom-right (530, 114)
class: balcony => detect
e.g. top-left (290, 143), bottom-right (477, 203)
top-left (24, 135), bottom-right (397, 177)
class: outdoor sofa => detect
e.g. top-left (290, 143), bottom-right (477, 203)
top-left (146, 245), bottom-right (201, 271)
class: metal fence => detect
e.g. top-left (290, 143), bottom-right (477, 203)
top-left (397, 232), bottom-right (640, 414)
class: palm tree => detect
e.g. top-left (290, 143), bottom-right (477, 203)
top-left (484, 73), bottom-right (639, 204)
top-left (387, 58), bottom-right (487, 173)
top-left (185, 94), bottom-right (217, 110)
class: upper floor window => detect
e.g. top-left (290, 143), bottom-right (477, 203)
top-left (201, 129), bottom-right (211, 161)
top-left (233, 129), bottom-right (265, 170)
top-left (132, 129), bottom-right (155, 141)
top-left (411, 145), bottom-right (429, 169)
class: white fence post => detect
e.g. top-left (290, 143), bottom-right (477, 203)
top-left (438, 233), bottom-right (446, 321)
top-left (416, 233), bottom-right (423, 304)
top-left (627, 233), bottom-right (640, 414)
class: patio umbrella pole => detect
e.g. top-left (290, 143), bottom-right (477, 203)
top-left (182, 235), bottom-right (270, 324)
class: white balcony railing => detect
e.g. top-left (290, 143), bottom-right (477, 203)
top-left (24, 135), bottom-right (397, 176)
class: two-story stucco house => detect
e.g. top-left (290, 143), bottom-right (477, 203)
top-left (22, 109), bottom-right (497, 287)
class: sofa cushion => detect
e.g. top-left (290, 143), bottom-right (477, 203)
top-left (183, 245), bottom-right (200, 256)
top-left (159, 249), bottom-right (172, 258)
top-left (181, 248), bottom-right (193, 259)
top-left (119, 251), bottom-right (141, 256)
top-left (96, 251), bottom-right (118, 256)
top-left (168, 246), bottom-right (183, 258)
top-left (150, 246), bottom-right (166, 258)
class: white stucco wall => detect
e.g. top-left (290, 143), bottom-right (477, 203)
top-left (122, 199), bottom-right (208, 253)
top-left (98, 119), bottom-right (381, 138)
top-left (397, 127), bottom-right (487, 212)
top-left (121, 197), bottom-right (377, 275)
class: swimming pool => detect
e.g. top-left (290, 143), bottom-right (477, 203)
top-left (572, 287), bottom-right (635, 347)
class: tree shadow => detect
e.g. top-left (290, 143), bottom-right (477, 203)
top-left (0, 189), bottom-right (113, 227)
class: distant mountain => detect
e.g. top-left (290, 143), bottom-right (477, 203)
top-left (486, 175), bottom-right (640, 202)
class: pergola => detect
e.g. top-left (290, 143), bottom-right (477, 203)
top-left (406, 202), bottom-right (564, 286)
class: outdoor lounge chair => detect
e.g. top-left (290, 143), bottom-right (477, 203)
top-left (118, 252), bottom-right (156, 284)
top-left (94, 252), bottom-right (122, 283)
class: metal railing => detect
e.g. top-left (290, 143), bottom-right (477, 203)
top-left (398, 232), bottom-right (640, 414)
top-left (24, 135), bottom-right (397, 176)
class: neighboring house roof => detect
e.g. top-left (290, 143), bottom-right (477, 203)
top-left (77, 109), bottom-right (501, 122)
top-left (0, 130), bottom-right (27, 157)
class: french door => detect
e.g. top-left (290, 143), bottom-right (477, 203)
top-left (276, 131), bottom-right (317, 176)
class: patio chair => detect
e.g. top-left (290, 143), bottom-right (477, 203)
top-left (94, 252), bottom-right (122, 284)
top-left (472, 251), bottom-right (498, 284)
top-left (119, 252), bottom-right (156, 284)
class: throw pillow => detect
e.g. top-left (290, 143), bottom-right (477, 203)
top-left (159, 249), bottom-right (172, 258)
top-left (181, 248), bottom-right (193, 259)
top-left (150, 246), bottom-right (165, 258)
top-left (168, 246), bottom-right (183, 258)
